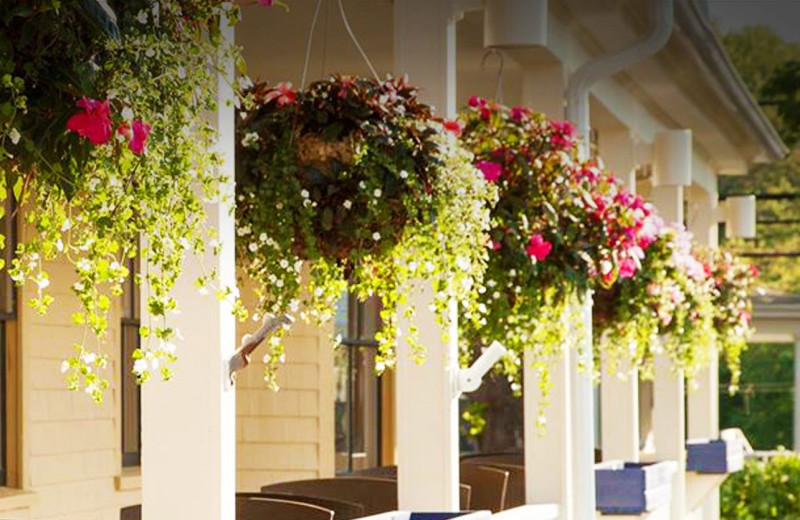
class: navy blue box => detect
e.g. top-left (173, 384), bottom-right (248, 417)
top-left (595, 461), bottom-right (677, 515)
top-left (687, 438), bottom-right (745, 474)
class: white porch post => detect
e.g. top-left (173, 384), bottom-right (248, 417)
top-left (651, 129), bottom-right (691, 520)
top-left (524, 349), bottom-right (573, 519)
top-left (653, 355), bottom-right (687, 520)
top-left (600, 129), bottom-right (640, 463)
top-left (141, 20), bottom-right (237, 520)
top-left (393, 1), bottom-right (461, 510)
top-left (794, 332), bottom-right (800, 451)
top-left (520, 65), bottom-right (575, 519)
top-left (570, 296), bottom-right (596, 520)
top-left (688, 188), bottom-right (721, 520)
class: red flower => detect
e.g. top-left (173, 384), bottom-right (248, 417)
top-left (116, 123), bottom-right (132, 141)
top-left (476, 161), bottom-right (502, 182)
top-left (489, 240), bottom-right (502, 251)
top-left (443, 119), bottom-right (463, 138)
top-left (264, 82), bottom-right (296, 107)
top-left (66, 98), bottom-right (113, 145)
top-left (258, 0), bottom-right (275, 5)
top-left (749, 264), bottom-right (760, 277)
top-left (130, 120), bottom-right (152, 155)
top-left (526, 234), bottom-right (553, 261)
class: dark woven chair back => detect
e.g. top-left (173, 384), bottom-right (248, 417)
top-left (480, 463), bottom-right (525, 509)
top-left (242, 492), bottom-right (364, 520)
top-left (120, 505), bottom-right (141, 520)
top-left (236, 495), bottom-right (333, 520)
top-left (459, 463), bottom-right (509, 512)
top-left (261, 477), bottom-right (398, 515)
top-left (461, 453), bottom-right (524, 467)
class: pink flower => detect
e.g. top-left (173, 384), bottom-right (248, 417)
top-left (618, 258), bottom-right (637, 279)
top-left (468, 96), bottom-right (484, 108)
top-left (264, 82), bottom-right (296, 107)
top-left (129, 120), bottom-right (152, 155)
top-left (526, 234), bottom-right (553, 261)
top-left (740, 310), bottom-right (751, 325)
top-left (489, 240), bottom-right (502, 251)
top-left (476, 160), bottom-right (502, 182)
top-left (258, 0), bottom-right (275, 5)
top-left (749, 264), bottom-right (760, 277)
top-left (66, 98), bottom-right (113, 145)
top-left (443, 119), bottom-right (463, 138)
top-left (549, 120), bottom-right (575, 149)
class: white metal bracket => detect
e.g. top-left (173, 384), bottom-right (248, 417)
top-left (454, 340), bottom-right (507, 397)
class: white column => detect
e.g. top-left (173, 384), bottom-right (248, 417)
top-left (601, 368), bottom-right (640, 462)
top-left (396, 288), bottom-right (460, 510)
top-left (687, 187), bottom-right (721, 520)
top-left (141, 21), bottom-right (236, 520)
top-left (650, 185), bottom-right (684, 225)
top-left (393, 1), bottom-right (461, 510)
top-left (653, 354), bottom-right (686, 520)
top-left (794, 333), bottom-right (800, 452)
top-left (600, 129), bottom-right (640, 463)
top-left (570, 296), bottom-right (596, 520)
top-left (525, 349), bottom-right (573, 519)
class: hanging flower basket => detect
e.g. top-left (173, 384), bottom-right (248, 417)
top-left (593, 225), bottom-right (717, 380)
top-left (236, 76), bottom-right (496, 385)
top-left (1, 0), bottom-right (247, 400)
top-left (456, 98), bottom-right (657, 403)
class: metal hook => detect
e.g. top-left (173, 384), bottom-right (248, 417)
top-left (481, 49), bottom-right (505, 103)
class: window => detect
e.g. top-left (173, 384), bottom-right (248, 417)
top-left (121, 255), bottom-right (141, 467)
top-left (334, 294), bottom-right (383, 473)
top-left (0, 194), bottom-right (18, 487)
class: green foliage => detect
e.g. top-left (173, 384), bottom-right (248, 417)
top-left (0, 0), bottom-right (246, 400)
top-left (721, 454), bottom-right (800, 519)
top-left (720, 343), bottom-right (794, 450)
top-left (236, 76), bottom-right (496, 387)
top-left (719, 25), bottom-right (800, 292)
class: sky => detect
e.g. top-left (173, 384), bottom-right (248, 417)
top-left (707, 0), bottom-right (800, 43)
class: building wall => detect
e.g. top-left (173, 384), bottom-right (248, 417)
top-left (0, 223), bottom-right (141, 520)
top-left (235, 276), bottom-right (335, 491)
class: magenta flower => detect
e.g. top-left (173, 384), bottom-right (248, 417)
top-left (66, 98), bottom-right (113, 145)
top-left (258, 0), bottom-right (275, 6)
top-left (618, 258), bottom-right (637, 279)
top-left (526, 234), bottom-right (553, 261)
top-left (549, 120), bottom-right (575, 149)
top-left (510, 106), bottom-right (530, 122)
top-left (476, 161), bottom-right (502, 182)
top-left (130, 120), bottom-right (152, 155)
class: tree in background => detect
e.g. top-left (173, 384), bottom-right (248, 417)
top-left (719, 27), bottom-right (800, 290)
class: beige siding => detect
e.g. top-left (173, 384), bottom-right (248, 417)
top-left (0, 221), bottom-right (141, 519)
top-left (236, 277), bottom-right (335, 491)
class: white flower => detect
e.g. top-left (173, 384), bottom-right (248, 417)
top-left (60, 360), bottom-right (70, 373)
top-left (36, 276), bottom-right (50, 290)
top-left (177, 66), bottom-right (186, 80)
top-left (259, 233), bottom-right (268, 242)
top-left (300, 189), bottom-right (310, 199)
top-left (343, 200), bottom-right (352, 210)
top-left (8, 128), bottom-right (20, 145)
top-left (237, 225), bottom-right (251, 236)
top-left (359, 181), bottom-right (366, 190)
top-left (399, 170), bottom-right (408, 179)
top-left (136, 10), bottom-right (148, 23)
top-left (238, 75), bottom-right (253, 90)
top-left (145, 47), bottom-right (156, 58)
top-left (248, 243), bottom-right (258, 252)
top-left (372, 232), bottom-right (381, 241)
top-left (279, 259), bottom-right (289, 269)
top-left (241, 132), bottom-right (260, 149)
top-left (121, 106), bottom-right (134, 121)
top-left (133, 358), bottom-right (148, 375)
top-left (82, 352), bottom-right (97, 365)
top-left (373, 188), bottom-right (382, 198)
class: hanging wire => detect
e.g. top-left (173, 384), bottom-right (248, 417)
top-left (300, 0), bottom-right (325, 89)
top-left (481, 49), bottom-right (506, 104)
top-left (337, 0), bottom-right (381, 82)
top-left (320, 0), bottom-right (332, 78)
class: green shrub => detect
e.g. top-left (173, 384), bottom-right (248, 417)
top-left (722, 453), bottom-right (800, 519)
